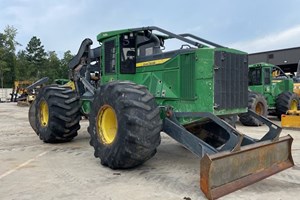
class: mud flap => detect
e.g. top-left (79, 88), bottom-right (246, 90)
top-left (200, 135), bottom-right (294, 200)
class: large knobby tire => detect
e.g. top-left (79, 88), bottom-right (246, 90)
top-left (239, 92), bottom-right (268, 126)
top-left (222, 115), bottom-right (238, 128)
top-left (276, 92), bottom-right (299, 119)
top-left (33, 85), bottom-right (81, 143)
top-left (88, 81), bottom-right (162, 169)
top-left (28, 100), bottom-right (38, 134)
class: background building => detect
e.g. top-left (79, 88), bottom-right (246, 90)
top-left (249, 47), bottom-right (300, 74)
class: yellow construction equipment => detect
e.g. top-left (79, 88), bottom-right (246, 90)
top-left (10, 80), bottom-right (34, 106)
top-left (292, 60), bottom-right (300, 96)
top-left (282, 110), bottom-right (300, 128)
top-left (294, 82), bottom-right (300, 96)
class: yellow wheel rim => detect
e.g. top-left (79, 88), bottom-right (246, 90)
top-left (39, 100), bottom-right (49, 127)
top-left (97, 105), bottom-right (118, 145)
top-left (255, 102), bottom-right (263, 115)
top-left (290, 100), bottom-right (298, 111)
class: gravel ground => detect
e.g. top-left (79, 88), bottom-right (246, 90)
top-left (0, 102), bottom-right (299, 200)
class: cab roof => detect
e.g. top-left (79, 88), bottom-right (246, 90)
top-left (96, 26), bottom-right (226, 49)
top-left (97, 28), bottom-right (132, 42)
top-left (249, 62), bottom-right (275, 68)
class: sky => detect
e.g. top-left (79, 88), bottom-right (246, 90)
top-left (1, 0), bottom-right (300, 56)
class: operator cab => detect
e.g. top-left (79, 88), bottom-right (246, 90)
top-left (248, 63), bottom-right (289, 86)
top-left (97, 26), bottom-right (225, 82)
top-left (119, 30), bottom-right (166, 74)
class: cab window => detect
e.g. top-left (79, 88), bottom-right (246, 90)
top-left (264, 68), bottom-right (271, 84)
top-left (249, 68), bottom-right (262, 86)
top-left (120, 33), bottom-right (136, 74)
top-left (104, 40), bottom-right (116, 74)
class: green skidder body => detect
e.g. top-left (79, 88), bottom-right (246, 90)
top-left (240, 62), bottom-right (299, 126)
top-left (29, 27), bottom-right (295, 199)
top-left (248, 62), bottom-right (294, 109)
top-left (98, 28), bottom-right (248, 125)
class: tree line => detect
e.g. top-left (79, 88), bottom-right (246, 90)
top-left (0, 25), bottom-right (74, 88)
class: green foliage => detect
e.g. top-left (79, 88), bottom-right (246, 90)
top-left (25, 36), bottom-right (47, 65)
top-left (0, 24), bottom-right (79, 88)
top-left (0, 25), bottom-right (19, 88)
top-left (15, 50), bottom-right (35, 81)
top-left (0, 27), bottom-right (75, 86)
top-left (58, 50), bottom-right (74, 78)
top-left (43, 51), bottom-right (61, 83)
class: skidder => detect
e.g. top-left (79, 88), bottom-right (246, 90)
top-left (29, 27), bottom-right (294, 199)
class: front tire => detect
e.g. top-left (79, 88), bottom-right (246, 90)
top-left (239, 92), bottom-right (268, 126)
top-left (88, 81), bottom-right (162, 169)
top-left (33, 86), bottom-right (81, 143)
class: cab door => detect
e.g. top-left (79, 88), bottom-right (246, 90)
top-left (101, 38), bottom-right (119, 83)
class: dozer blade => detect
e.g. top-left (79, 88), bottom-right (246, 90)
top-left (200, 135), bottom-right (294, 200)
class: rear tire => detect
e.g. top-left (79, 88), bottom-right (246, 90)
top-left (276, 92), bottom-right (299, 119)
top-left (88, 81), bottom-right (162, 169)
top-left (239, 92), bottom-right (268, 126)
top-left (33, 85), bottom-right (81, 143)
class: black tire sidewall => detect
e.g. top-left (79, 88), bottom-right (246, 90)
top-left (276, 92), bottom-right (299, 117)
top-left (34, 87), bottom-right (53, 141)
top-left (90, 86), bottom-right (126, 161)
top-left (239, 92), bottom-right (268, 126)
top-left (249, 93), bottom-right (268, 116)
top-left (28, 99), bottom-right (38, 135)
top-left (33, 85), bottom-right (81, 142)
top-left (88, 81), bottom-right (162, 169)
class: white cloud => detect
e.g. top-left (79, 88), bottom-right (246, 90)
top-left (230, 25), bottom-right (300, 53)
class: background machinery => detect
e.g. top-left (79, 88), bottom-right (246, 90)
top-left (292, 60), bottom-right (300, 96)
top-left (282, 61), bottom-right (300, 128)
top-left (10, 80), bottom-right (34, 105)
top-left (239, 62), bottom-right (299, 126)
top-left (28, 27), bottom-right (294, 199)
